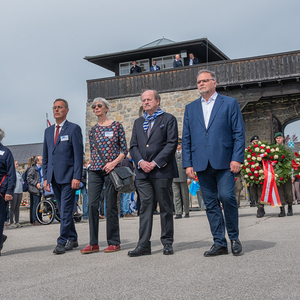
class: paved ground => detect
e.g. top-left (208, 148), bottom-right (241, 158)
top-left (1, 202), bottom-right (300, 299)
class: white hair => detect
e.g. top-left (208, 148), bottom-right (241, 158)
top-left (92, 97), bottom-right (110, 108)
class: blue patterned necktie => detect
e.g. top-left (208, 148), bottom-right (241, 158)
top-left (143, 108), bottom-right (164, 135)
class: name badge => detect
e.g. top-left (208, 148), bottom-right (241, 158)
top-left (61, 135), bottom-right (69, 141)
top-left (0, 150), bottom-right (5, 155)
top-left (105, 131), bottom-right (113, 138)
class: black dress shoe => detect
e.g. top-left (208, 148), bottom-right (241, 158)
top-left (65, 240), bottom-right (79, 251)
top-left (184, 214), bottom-right (189, 218)
top-left (128, 246), bottom-right (151, 257)
top-left (53, 243), bottom-right (66, 254)
top-left (0, 234), bottom-right (7, 251)
top-left (174, 214), bottom-right (182, 219)
top-left (163, 244), bottom-right (174, 255)
top-left (204, 244), bottom-right (228, 257)
top-left (231, 239), bottom-right (242, 256)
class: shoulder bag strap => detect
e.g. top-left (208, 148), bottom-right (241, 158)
top-left (92, 126), bottom-right (107, 166)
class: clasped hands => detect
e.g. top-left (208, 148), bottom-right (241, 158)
top-left (140, 160), bottom-right (156, 173)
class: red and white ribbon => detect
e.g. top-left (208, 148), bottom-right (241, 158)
top-left (260, 159), bottom-right (281, 207)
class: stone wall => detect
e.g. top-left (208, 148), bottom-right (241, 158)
top-left (242, 96), bottom-right (300, 145)
top-left (243, 112), bottom-right (271, 144)
top-left (85, 89), bottom-right (200, 157)
top-left (85, 88), bottom-right (300, 157)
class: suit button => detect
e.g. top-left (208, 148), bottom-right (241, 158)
top-left (206, 133), bottom-right (208, 135)
top-left (146, 145), bottom-right (149, 147)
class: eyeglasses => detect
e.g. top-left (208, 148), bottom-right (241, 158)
top-left (197, 79), bottom-right (214, 84)
top-left (52, 106), bottom-right (64, 110)
top-left (91, 104), bottom-right (104, 109)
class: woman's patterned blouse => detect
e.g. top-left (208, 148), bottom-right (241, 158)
top-left (89, 121), bottom-right (128, 171)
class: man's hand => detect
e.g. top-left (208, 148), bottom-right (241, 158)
top-left (43, 180), bottom-right (51, 192)
top-left (149, 161), bottom-right (156, 169)
top-left (140, 161), bottom-right (154, 173)
top-left (71, 179), bottom-right (81, 190)
top-left (4, 194), bottom-right (13, 201)
top-left (186, 167), bottom-right (196, 180)
top-left (230, 161), bottom-right (241, 173)
top-left (292, 177), bottom-right (295, 183)
top-left (37, 183), bottom-right (42, 190)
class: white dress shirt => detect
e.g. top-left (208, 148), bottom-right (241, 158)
top-left (54, 119), bottom-right (66, 139)
top-left (201, 92), bottom-right (218, 129)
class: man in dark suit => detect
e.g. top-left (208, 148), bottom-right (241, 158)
top-left (0, 128), bottom-right (16, 256)
top-left (128, 90), bottom-right (178, 256)
top-left (130, 61), bottom-right (142, 74)
top-left (173, 54), bottom-right (183, 68)
top-left (182, 69), bottom-right (245, 257)
top-left (150, 60), bottom-right (160, 71)
top-left (187, 53), bottom-right (199, 66)
top-left (43, 98), bottom-right (83, 254)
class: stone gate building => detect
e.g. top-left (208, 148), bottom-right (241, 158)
top-left (84, 38), bottom-right (300, 154)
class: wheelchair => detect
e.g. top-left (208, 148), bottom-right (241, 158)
top-left (36, 194), bottom-right (82, 225)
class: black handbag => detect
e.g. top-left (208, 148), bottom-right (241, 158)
top-left (92, 127), bottom-right (136, 193)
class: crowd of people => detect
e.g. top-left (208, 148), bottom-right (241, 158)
top-left (1, 68), bottom-right (297, 258)
top-left (130, 53), bottom-right (198, 74)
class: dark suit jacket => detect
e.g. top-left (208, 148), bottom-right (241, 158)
top-left (43, 120), bottom-right (83, 185)
top-left (150, 65), bottom-right (160, 71)
top-left (0, 143), bottom-right (16, 196)
top-left (173, 60), bottom-right (183, 68)
top-left (182, 94), bottom-right (245, 172)
top-left (130, 65), bottom-right (142, 74)
top-left (130, 112), bottom-right (178, 180)
top-left (185, 57), bottom-right (199, 65)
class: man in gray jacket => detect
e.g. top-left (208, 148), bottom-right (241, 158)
top-left (27, 156), bottom-right (43, 225)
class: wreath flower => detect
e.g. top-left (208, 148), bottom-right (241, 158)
top-left (241, 141), bottom-right (292, 186)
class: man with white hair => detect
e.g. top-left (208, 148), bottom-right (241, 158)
top-left (173, 54), bottom-right (183, 68)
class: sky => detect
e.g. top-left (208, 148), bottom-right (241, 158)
top-left (1, 0), bottom-right (300, 146)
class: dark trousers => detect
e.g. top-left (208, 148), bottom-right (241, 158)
top-left (0, 195), bottom-right (8, 251)
top-left (52, 177), bottom-right (77, 245)
top-left (136, 177), bottom-right (174, 249)
top-left (278, 178), bottom-right (293, 206)
top-left (29, 193), bottom-right (33, 224)
top-left (32, 194), bottom-right (41, 222)
top-left (197, 163), bottom-right (239, 247)
top-left (250, 184), bottom-right (263, 207)
top-left (88, 170), bottom-right (120, 246)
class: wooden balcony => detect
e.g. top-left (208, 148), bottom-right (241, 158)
top-left (87, 50), bottom-right (300, 101)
